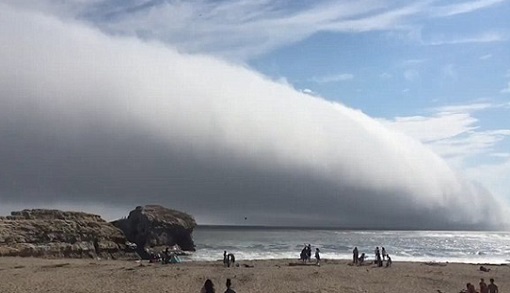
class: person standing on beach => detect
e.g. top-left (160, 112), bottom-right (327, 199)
top-left (306, 244), bottom-right (312, 262)
top-left (381, 247), bottom-right (387, 261)
top-left (375, 247), bottom-right (382, 267)
top-left (223, 251), bottom-right (228, 267)
top-left (315, 248), bottom-right (321, 266)
top-left (480, 278), bottom-right (488, 293)
top-left (224, 278), bottom-right (236, 293)
top-left (353, 247), bottom-right (359, 264)
top-left (488, 278), bottom-right (498, 293)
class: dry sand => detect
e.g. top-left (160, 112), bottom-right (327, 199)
top-left (0, 257), bottom-right (508, 293)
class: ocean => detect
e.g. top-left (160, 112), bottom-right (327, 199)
top-left (189, 226), bottom-right (510, 264)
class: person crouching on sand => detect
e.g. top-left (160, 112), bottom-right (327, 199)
top-left (315, 248), bottom-right (321, 266)
top-left (385, 254), bottom-right (392, 267)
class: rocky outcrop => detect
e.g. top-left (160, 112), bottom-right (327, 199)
top-left (112, 205), bottom-right (196, 257)
top-left (0, 209), bottom-right (134, 258)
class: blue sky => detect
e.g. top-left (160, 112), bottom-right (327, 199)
top-left (1, 0), bottom-right (509, 226)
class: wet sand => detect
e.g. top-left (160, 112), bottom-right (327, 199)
top-left (0, 257), bottom-right (508, 292)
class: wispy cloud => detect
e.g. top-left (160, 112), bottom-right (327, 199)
top-left (441, 64), bottom-right (457, 80)
top-left (432, 0), bottom-right (506, 17)
top-left (382, 102), bottom-right (510, 163)
top-left (436, 102), bottom-right (494, 113)
top-left (404, 69), bottom-right (420, 81)
top-left (379, 72), bottom-right (392, 79)
top-left (2, 0), bottom-right (507, 60)
top-left (501, 82), bottom-right (510, 94)
top-left (310, 73), bottom-right (354, 83)
top-left (479, 54), bottom-right (492, 60)
top-left (425, 32), bottom-right (505, 45)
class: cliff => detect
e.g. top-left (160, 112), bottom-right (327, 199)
top-left (0, 209), bottom-right (134, 258)
top-left (112, 205), bottom-right (196, 257)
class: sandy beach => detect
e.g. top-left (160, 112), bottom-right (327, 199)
top-left (0, 257), bottom-right (508, 293)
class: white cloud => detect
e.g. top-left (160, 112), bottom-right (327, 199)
top-left (425, 32), bottom-right (505, 45)
top-left (310, 73), bottom-right (354, 83)
top-left (436, 102), bottom-right (494, 114)
top-left (441, 64), bottom-right (457, 80)
top-left (479, 54), bottom-right (492, 60)
top-left (432, 0), bottom-right (506, 17)
top-left (4, 0), bottom-right (498, 60)
top-left (404, 69), bottom-right (420, 81)
top-left (380, 113), bottom-right (478, 142)
top-left (1, 4), bottom-right (506, 229)
top-left (465, 158), bottom-right (510, 208)
top-left (1, 0), bottom-right (505, 60)
top-left (301, 88), bottom-right (319, 96)
top-left (379, 72), bottom-right (392, 79)
top-left (501, 81), bottom-right (510, 94)
top-left (383, 103), bottom-right (510, 158)
top-left (382, 102), bottom-right (510, 212)
top-left (490, 153), bottom-right (510, 158)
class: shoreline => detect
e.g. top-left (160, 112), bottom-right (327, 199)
top-left (1, 257), bottom-right (508, 292)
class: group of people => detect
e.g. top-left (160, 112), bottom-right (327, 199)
top-left (201, 278), bottom-right (236, 293)
top-left (352, 246), bottom-right (391, 267)
top-left (223, 251), bottom-right (236, 267)
top-left (465, 278), bottom-right (498, 293)
top-left (299, 244), bottom-right (321, 266)
top-left (148, 247), bottom-right (181, 264)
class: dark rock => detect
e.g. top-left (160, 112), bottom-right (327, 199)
top-left (112, 205), bottom-right (196, 257)
top-left (0, 209), bottom-right (135, 258)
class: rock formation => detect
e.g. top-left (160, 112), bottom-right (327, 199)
top-left (0, 209), bottom-right (134, 258)
top-left (112, 205), bottom-right (196, 257)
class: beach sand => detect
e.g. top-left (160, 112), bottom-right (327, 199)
top-left (0, 257), bottom-right (508, 292)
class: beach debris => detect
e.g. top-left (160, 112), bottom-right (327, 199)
top-left (242, 264), bottom-right (254, 268)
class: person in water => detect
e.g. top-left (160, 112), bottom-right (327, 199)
top-left (224, 278), bottom-right (236, 293)
top-left (201, 279), bottom-right (215, 293)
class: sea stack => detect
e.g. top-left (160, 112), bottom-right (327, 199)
top-left (0, 209), bottom-right (133, 258)
top-left (112, 205), bottom-right (196, 257)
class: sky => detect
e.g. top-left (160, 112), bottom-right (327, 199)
top-left (0, 0), bottom-right (509, 229)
